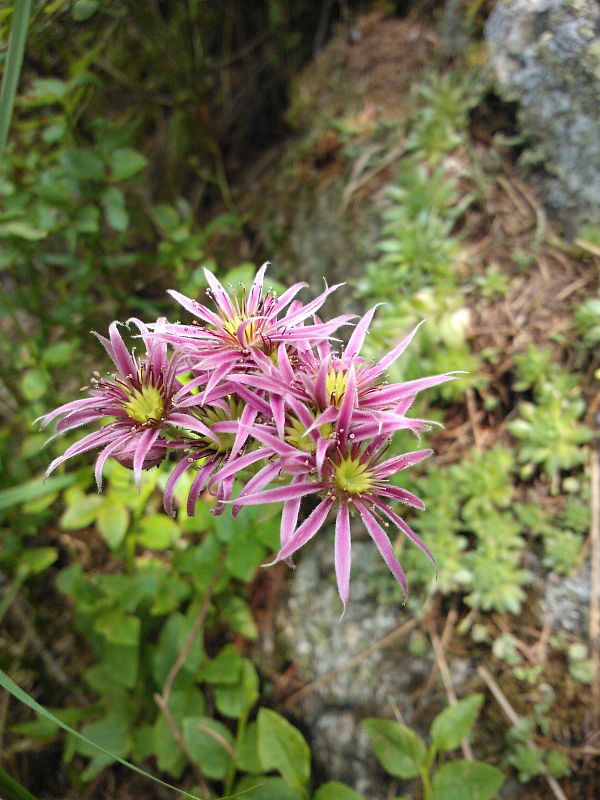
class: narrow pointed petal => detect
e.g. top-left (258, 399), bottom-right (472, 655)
top-left (334, 503), bottom-right (351, 614)
top-left (356, 501), bottom-right (408, 598)
top-left (277, 343), bottom-right (295, 384)
top-left (376, 449), bottom-right (433, 478)
top-left (45, 426), bottom-right (122, 476)
top-left (36, 397), bottom-right (100, 428)
top-left (169, 412), bottom-right (219, 443)
top-left (167, 289), bottom-right (223, 328)
top-left (280, 488), bottom-right (302, 547)
top-left (344, 304), bottom-right (382, 362)
top-left (278, 282), bottom-right (343, 328)
top-left (107, 322), bottom-right (136, 377)
top-left (228, 403), bottom-right (258, 461)
top-left (232, 460), bottom-right (283, 517)
top-left (133, 428), bottom-right (160, 489)
top-left (366, 320), bottom-right (427, 380)
top-left (337, 364), bottom-right (357, 448)
top-left (163, 455), bottom-right (199, 516)
top-left (379, 485), bottom-right (426, 510)
top-left (187, 459), bottom-right (218, 516)
top-left (372, 498), bottom-right (436, 570)
top-left (233, 481), bottom-right (324, 508)
top-left (199, 356), bottom-right (238, 403)
top-left (273, 498), bottom-right (334, 563)
top-left (94, 434), bottom-right (131, 491)
top-left (267, 281), bottom-right (308, 317)
top-left (209, 447), bottom-right (272, 486)
top-left (203, 267), bottom-right (235, 317)
top-left (368, 373), bottom-right (458, 406)
top-left (248, 261), bottom-right (269, 313)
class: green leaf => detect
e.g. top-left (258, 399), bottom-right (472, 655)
top-left (72, 0), bottom-right (99, 21)
top-left (314, 781), bottom-right (365, 799)
top-left (77, 715), bottom-right (129, 781)
top-left (430, 695), bottom-right (484, 753)
top-left (0, 667), bottom-right (203, 799)
top-left (218, 595), bottom-right (258, 640)
top-left (182, 716), bottom-right (234, 780)
top-left (154, 688), bottom-right (205, 778)
top-left (94, 610), bottom-right (140, 646)
top-left (215, 659), bottom-right (259, 719)
top-left (97, 499), bottom-right (129, 549)
top-left (199, 643), bottom-right (243, 685)
top-left (234, 776), bottom-right (304, 800)
top-left (110, 148), bottom-right (148, 180)
top-left (0, 221), bottom-right (47, 240)
top-left (20, 368), bottom-right (48, 401)
top-left (102, 186), bottom-right (129, 232)
top-left (60, 148), bottom-right (106, 180)
top-left (236, 721), bottom-right (262, 773)
top-left (136, 513), bottom-right (178, 550)
top-left (60, 492), bottom-right (103, 530)
top-left (0, 766), bottom-right (39, 800)
top-left (257, 708), bottom-right (310, 790)
top-left (432, 760), bottom-right (504, 800)
top-left (18, 547), bottom-right (58, 576)
top-left (226, 529), bottom-right (267, 581)
top-left (0, 474), bottom-right (76, 512)
top-left (362, 719), bottom-right (426, 779)
top-left (152, 612), bottom-right (204, 685)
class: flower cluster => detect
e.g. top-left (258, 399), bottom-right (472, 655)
top-left (40, 265), bottom-right (456, 610)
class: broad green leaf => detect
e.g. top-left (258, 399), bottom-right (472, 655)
top-left (72, 0), bottom-right (99, 22)
top-left (89, 643), bottom-right (138, 689)
top-left (97, 499), bottom-right (129, 549)
top-left (236, 721), bottom-right (261, 773)
top-left (257, 708), bottom-right (310, 789)
top-left (432, 760), bottom-right (504, 800)
top-left (226, 529), bottom-right (267, 581)
top-left (314, 781), bottom-right (364, 799)
top-left (18, 547), bottom-right (58, 576)
top-left (77, 715), bottom-right (128, 780)
top-left (199, 643), bottom-right (243, 685)
top-left (0, 668), bottom-right (202, 798)
top-left (137, 514), bottom-right (178, 550)
top-left (60, 492), bottom-right (103, 530)
top-left (154, 688), bottom-right (205, 778)
top-left (0, 221), bottom-right (47, 240)
top-left (215, 659), bottom-right (259, 718)
top-left (110, 148), bottom-right (148, 181)
top-left (0, 474), bottom-right (76, 512)
top-left (152, 612), bottom-right (204, 685)
top-left (430, 694), bottom-right (483, 753)
top-left (60, 147), bottom-right (106, 180)
top-left (102, 186), bottom-right (129, 232)
top-left (362, 719), bottom-right (426, 779)
top-left (218, 595), bottom-right (258, 640)
top-left (234, 776), bottom-right (304, 800)
top-left (182, 716), bottom-right (234, 780)
top-left (94, 610), bottom-right (140, 646)
top-left (20, 368), bottom-right (48, 401)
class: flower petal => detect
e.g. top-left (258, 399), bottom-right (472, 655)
top-left (334, 503), bottom-right (351, 615)
top-left (355, 500), bottom-right (408, 598)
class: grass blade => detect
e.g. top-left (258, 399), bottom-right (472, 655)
top-left (0, 0), bottom-right (33, 160)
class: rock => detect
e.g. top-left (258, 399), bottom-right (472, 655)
top-left (277, 536), bottom-right (445, 797)
top-left (485, 0), bottom-right (600, 231)
top-left (543, 562), bottom-right (598, 635)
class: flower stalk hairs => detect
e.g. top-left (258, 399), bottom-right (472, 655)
top-left (40, 265), bottom-right (457, 611)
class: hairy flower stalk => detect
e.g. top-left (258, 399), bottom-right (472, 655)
top-left (41, 264), bottom-right (453, 611)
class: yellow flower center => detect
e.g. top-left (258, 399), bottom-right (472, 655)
top-left (221, 312), bottom-right (259, 348)
top-left (285, 415), bottom-right (333, 452)
top-left (123, 385), bottom-right (164, 425)
top-left (334, 456), bottom-right (374, 495)
top-left (197, 399), bottom-right (243, 453)
top-left (326, 367), bottom-right (349, 407)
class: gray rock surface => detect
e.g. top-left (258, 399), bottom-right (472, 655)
top-left (485, 0), bottom-right (600, 230)
top-left (277, 534), bottom-right (469, 797)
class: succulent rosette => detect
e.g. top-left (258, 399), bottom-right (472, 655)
top-left (40, 263), bottom-right (454, 611)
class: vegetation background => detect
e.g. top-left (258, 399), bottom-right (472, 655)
top-left (1, 1), bottom-right (599, 799)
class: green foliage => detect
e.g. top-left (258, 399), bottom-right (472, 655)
top-left (364, 695), bottom-right (504, 800)
top-left (509, 394), bottom-right (591, 490)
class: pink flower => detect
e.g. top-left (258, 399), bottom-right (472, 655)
top-left (153, 264), bottom-right (354, 403)
top-left (228, 438), bottom-right (436, 614)
top-left (40, 319), bottom-right (194, 488)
